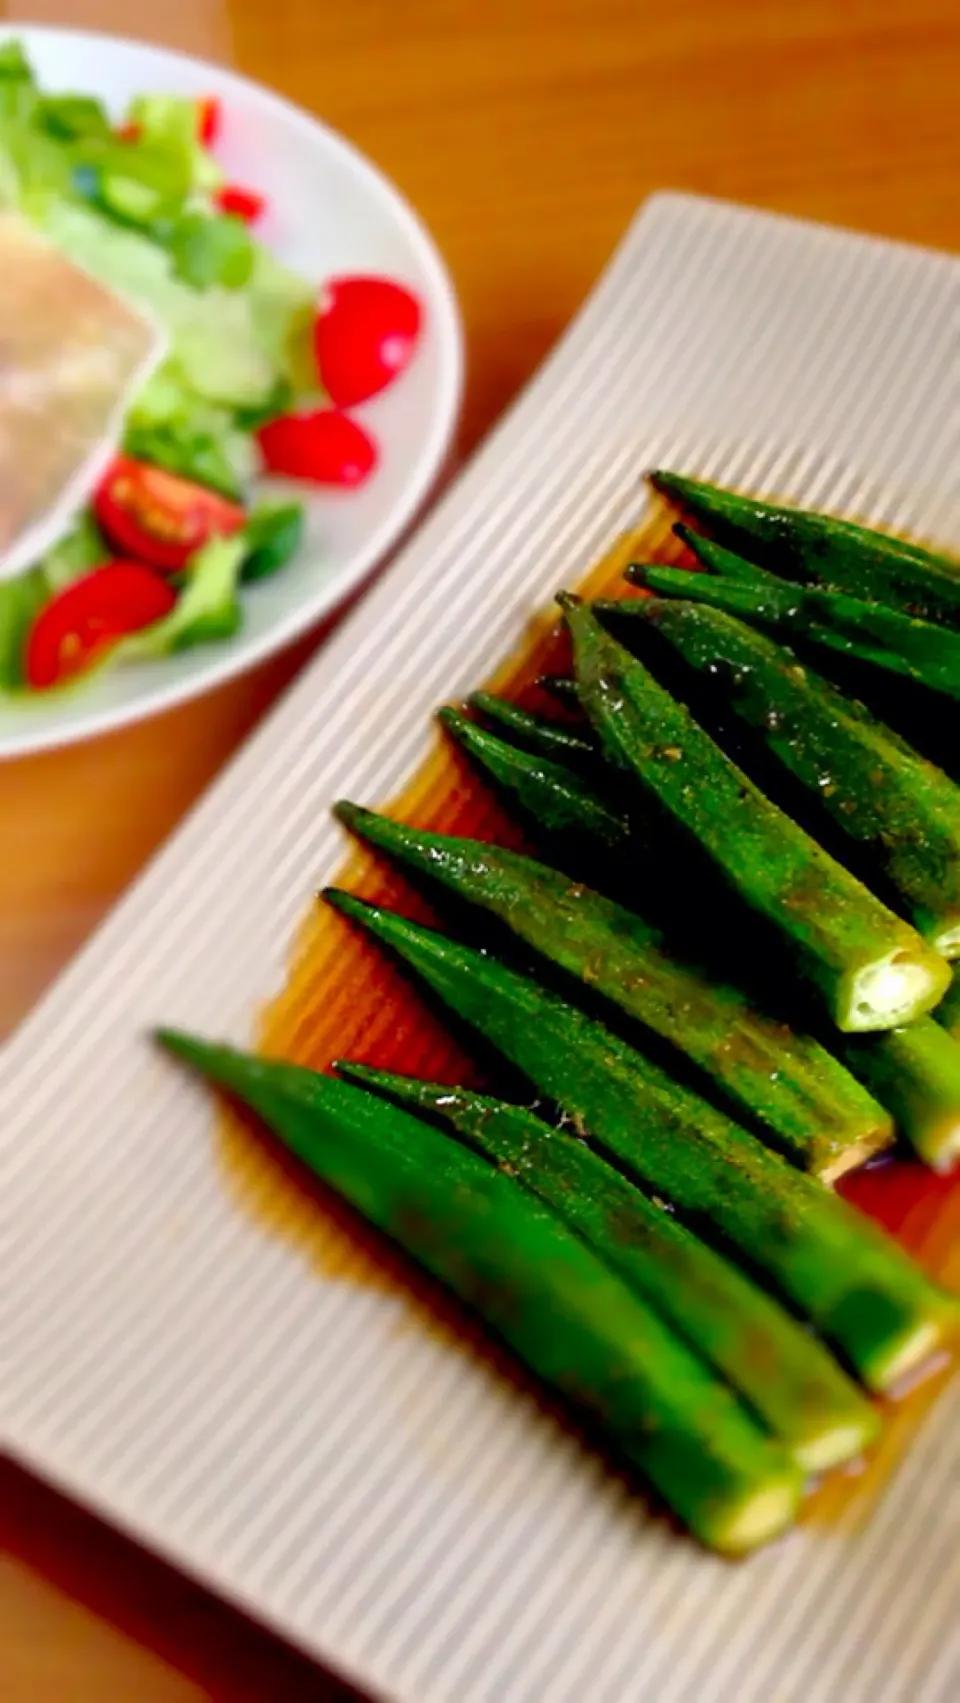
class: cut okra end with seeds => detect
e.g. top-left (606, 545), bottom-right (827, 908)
top-left (844, 948), bottom-right (951, 1034)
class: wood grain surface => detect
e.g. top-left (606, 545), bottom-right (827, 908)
top-left (2, 0), bottom-right (958, 1696)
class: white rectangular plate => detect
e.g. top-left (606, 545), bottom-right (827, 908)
top-left (4, 194), bottom-right (959, 1703)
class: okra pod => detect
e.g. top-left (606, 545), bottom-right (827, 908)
top-left (674, 522), bottom-right (771, 581)
top-left (650, 471), bottom-right (960, 626)
top-left (936, 969), bottom-right (960, 1041)
top-left (338, 1063), bottom-right (880, 1471)
top-left (841, 1020), bottom-right (960, 1173)
top-left (438, 707), bottom-right (631, 856)
top-left (632, 557), bottom-right (960, 706)
top-left (324, 893), bottom-right (959, 1392)
top-left (335, 802), bottom-right (891, 1179)
top-left (468, 692), bottom-right (598, 768)
top-left (536, 673), bottom-right (582, 706)
top-left (565, 599), bottom-right (949, 1031)
top-left (639, 597), bottom-right (960, 958)
top-left (158, 1028), bottom-right (803, 1554)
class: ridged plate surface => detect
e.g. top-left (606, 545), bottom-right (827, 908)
top-left (4, 194), bottom-right (959, 1703)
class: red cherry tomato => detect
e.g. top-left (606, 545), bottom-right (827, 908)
top-left (26, 563), bottom-right (176, 690)
top-left (215, 184), bottom-right (266, 223)
top-left (94, 457), bottom-right (246, 573)
top-left (197, 96), bottom-right (221, 146)
top-left (257, 409), bottom-right (378, 487)
top-left (314, 276), bottom-right (422, 407)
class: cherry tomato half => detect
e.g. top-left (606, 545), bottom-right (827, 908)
top-left (257, 409), bottom-right (378, 486)
top-left (215, 183), bottom-right (266, 223)
top-left (314, 276), bottom-right (422, 408)
top-left (26, 562), bottom-right (176, 690)
top-left (197, 96), bottom-right (221, 146)
top-left (94, 457), bottom-right (246, 573)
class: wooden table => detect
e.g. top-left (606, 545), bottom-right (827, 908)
top-left (2, 0), bottom-right (958, 1695)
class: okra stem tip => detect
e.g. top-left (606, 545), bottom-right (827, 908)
top-left (673, 521), bottom-right (701, 551)
top-left (334, 1058), bottom-right (404, 1097)
top-left (648, 469), bottom-right (689, 499)
top-left (154, 1026), bottom-right (240, 1086)
top-left (332, 1056), bottom-right (361, 1077)
top-left (555, 590), bottom-right (581, 613)
top-left (154, 1025), bottom-right (246, 1072)
top-left (155, 1024), bottom-right (186, 1053)
top-left (332, 798), bottom-right (367, 832)
top-left (323, 886), bottom-right (373, 924)
top-left (154, 1025), bottom-right (209, 1064)
top-left (536, 673), bottom-right (579, 703)
top-left (628, 566), bottom-right (655, 590)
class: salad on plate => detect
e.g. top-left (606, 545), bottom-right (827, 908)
top-left (0, 39), bottom-right (423, 696)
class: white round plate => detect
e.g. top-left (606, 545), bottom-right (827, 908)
top-left (0, 26), bottom-right (463, 758)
